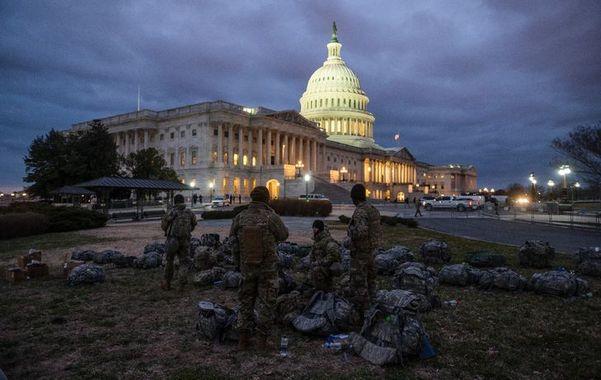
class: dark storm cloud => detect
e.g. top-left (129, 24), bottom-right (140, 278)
top-left (1, 0), bottom-right (600, 189)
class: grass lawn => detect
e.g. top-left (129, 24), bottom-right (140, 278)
top-left (1, 223), bottom-right (599, 379)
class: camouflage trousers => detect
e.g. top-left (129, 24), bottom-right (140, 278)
top-left (311, 266), bottom-right (334, 292)
top-left (349, 252), bottom-right (376, 316)
top-left (164, 238), bottom-right (191, 287)
top-left (238, 263), bottom-right (279, 335)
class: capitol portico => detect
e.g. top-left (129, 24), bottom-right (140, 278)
top-left (71, 23), bottom-right (475, 201)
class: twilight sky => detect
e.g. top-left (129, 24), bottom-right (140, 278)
top-left (1, 0), bottom-right (600, 190)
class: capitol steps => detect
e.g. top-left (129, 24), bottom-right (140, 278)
top-left (312, 176), bottom-right (352, 203)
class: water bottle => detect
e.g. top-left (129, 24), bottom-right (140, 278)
top-left (443, 300), bottom-right (458, 308)
top-left (279, 336), bottom-right (289, 357)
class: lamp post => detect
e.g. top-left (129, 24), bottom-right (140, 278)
top-left (558, 165), bottom-right (571, 202)
top-left (574, 181), bottom-right (581, 202)
top-left (547, 179), bottom-right (555, 201)
top-left (304, 173), bottom-right (311, 201)
top-left (295, 160), bottom-right (304, 178)
top-left (340, 166), bottom-right (348, 182)
top-left (208, 181), bottom-right (215, 203)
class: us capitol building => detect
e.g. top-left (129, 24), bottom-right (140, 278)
top-left (72, 24), bottom-right (477, 200)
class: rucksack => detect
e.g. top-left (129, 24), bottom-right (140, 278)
top-left (439, 264), bottom-right (482, 286)
top-left (375, 246), bottom-right (415, 275)
top-left (292, 291), bottom-right (353, 336)
top-left (530, 269), bottom-right (590, 297)
top-left (477, 267), bottom-right (527, 291)
top-left (375, 289), bottom-right (433, 314)
top-left (350, 304), bottom-right (425, 366)
top-left (393, 262), bottom-right (439, 298)
top-left (170, 209), bottom-right (194, 239)
top-left (465, 251), bottom-right (506, 268)
top-left (196, 301), bottom-right (238, 342)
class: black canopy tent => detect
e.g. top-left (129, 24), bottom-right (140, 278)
top-left (50, 186), bottom-right (96, 205)
top-left (74, 177), bottom-right (197, 218)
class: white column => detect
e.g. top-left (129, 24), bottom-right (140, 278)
top-left (124, 131), bottom-right (130, 156)
top-left (143, 129), bottom-right (149, 149)
top-left (275, 131), bottom-right (281, 165)
top-left (238, 126), bottom-right (244, 168)
top-left (247, 128), bottom-right (253, 166)
top-left (290, 135), bottom-right (296, 164)
top-left (133, 130), bottom-right (138, 152)
top-left (299, 137), bottom-right (304, 167)
top-left (266, 129), bottom-right (272, 165)
top-left (217, 124), bottom-right (223, 165)
top-left (311, 140), bottom-right (317, 173)
top-left (257, 128), bottom-right (263, 166)
top-left (282, 134), bottom-right (288, 164)
top-left (228, 124), bottom-right (234, 167)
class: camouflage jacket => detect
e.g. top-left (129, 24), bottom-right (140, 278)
top-left (347, 201), bottom-right (381, 254)
top-left (310, 229), bottom-right (341, 269)
top-left (229, 201), bottom-right (289, 268)
top-left (161, 204), bottom-right (197, 239)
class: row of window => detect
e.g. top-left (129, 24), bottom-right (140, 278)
top-left (160, 128), bottom-right (198, 141)
top-left (311, 76), bottom-right (359, 85)
top-left (304, 97), bottom-right (367, 111)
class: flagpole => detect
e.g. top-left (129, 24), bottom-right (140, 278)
top-left (137, 85), bottom-right (141, 112)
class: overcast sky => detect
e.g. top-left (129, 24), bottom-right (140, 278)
top-left (1, 0), bottom-right (600, 190)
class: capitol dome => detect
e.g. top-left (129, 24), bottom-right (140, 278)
top-left (300, 23), bottom-right (376, 148)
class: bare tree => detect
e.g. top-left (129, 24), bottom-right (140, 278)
top-left (552, 123), bottom-right (601, 190)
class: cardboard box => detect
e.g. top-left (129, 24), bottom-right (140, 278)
top-left (6, 267), bottom-right (26, 284)
top-left (63, 260), bottom-right (85, 278)
top-left (26, 263), bottom-right (49, 278)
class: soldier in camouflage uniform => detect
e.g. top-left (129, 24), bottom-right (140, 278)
top-left (229, 186), bottom-right (289, 350)
top-left (310, 220), bottom-right (341, 292)
top-left (345, 184), bottom-right (381, 318)
top-left (160, 194), bottom-right (197, 290)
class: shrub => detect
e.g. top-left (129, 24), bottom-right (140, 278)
top-left (46, 207), bottom-right (108, 232)
top-left (339, 215), bottom-right (351, 224)
top-left (269, 199), bottom-right (332, 217)
top-left (0, 212), bottom-right (49, 239)
top-left (398, 217), bottom-right (418, 228)
top-left (380, 215), bottom-right (399, 226)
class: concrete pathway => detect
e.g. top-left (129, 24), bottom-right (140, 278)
top-left (417, 218), bottom-right (601, 253)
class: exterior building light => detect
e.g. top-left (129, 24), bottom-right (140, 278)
top-left (304, 174), bottom-right (311, 182)
top-left (557, 165), bottom-right (571, 176)
top-left (190, 180), bottom-right (196, 188)
top-left (547, 180), bottom-right (555, 187)
top-left (574, 182), bottom-right (581, 188)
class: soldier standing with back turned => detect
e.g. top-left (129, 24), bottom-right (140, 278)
top-left (310, 220), bottom-right (341, 293)
top-left (345, 183), bottom-right (381, 321)
top-left (229, 186), bottom-right (289, 351)
top-left (160, 194), bottom-right (197, 290)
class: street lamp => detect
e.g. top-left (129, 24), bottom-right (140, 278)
top-left (558, 165), bottom-right (571, 201)
top-left (574, 181), bottom-right (581, 201)
top-left (303, 173), bottom-right (311, 201)
top-left (208, 181), bottom-right (215, 202)
top-left (295, 160), bottom-right (304, 178)
top-left (529, 172), bottom-right (537, 202)
top-left (340, 166), bottom-right (348, 182)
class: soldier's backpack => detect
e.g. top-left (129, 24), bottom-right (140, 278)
top-left (222, 271), bottom-right (242, 288)
top-left (349, 304), bottom-right (425, 366)
top-left (196, 301), bottom-right (238, 341)
top-left (419, 239), bottom-right (451, 264)
top-left (375, 289), bottom-right (433, 314)
top-left (393, 262), bottom-right (439, 299)
top-left (193, 267), bottom-right (226, 287)
top-left (169, 209), bottom-right (194, 239)
top-left (518, 241), bottom-right (555, 268)
top-left (439, 263), bottom-right (482, 286)
top-left (375, 246), bottom-right (415, 275)
top-left (200, 233), bottom-right (221, 248)
top-left (575, 247), bottom-right (601, 277)
top-left (465, 251), bottom-right (506, 268)
top-left (477, 267), bottom-right (527, 291)
top-left (530, 269), bottom-right (590, 297)
top-left (292, 291), bottom-right (353, 336)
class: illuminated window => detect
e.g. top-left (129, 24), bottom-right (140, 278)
top-left (191, 150), bottom-right (197, 165)
top-left (252, 156), bottom-right (256, 166)
top-left (233, 153), bottom-right (239, 166)
top-left (212, 151), bottom-right (217, 162)
top-left (243, 155), bottom-right (248, 166)
top-left (179, 151), bottom-right (186, 166)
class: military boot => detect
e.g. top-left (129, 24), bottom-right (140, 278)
top-left (160, 280), bottom-right (171, 290)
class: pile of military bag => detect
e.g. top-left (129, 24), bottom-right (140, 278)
top-left (438, 263), bottom-right (528, 291)
top-left (193, 267), bottom-right (226, 287)
top-left (465, 250), bottom-right (506, 267)
top-left (349, 296), bottom-right (427, 365)
top-left (419, 239), bottom-right (451, 264)
top-left (530, 269), bottom-right (590, 298)
top-left (196, 301), bottom-right (239, 342)
top-left (375, 289), bottom-right (433, 314)
top-left (292, 291), bottom-right (353, 336)
top-left (575, 247), bottom-right (601, 277)
top-left (375, 246), bottom-right (415, 275)
top-left (67, 264), bottom-right (105, 286)
top-left (518, 240), bottom-right (555, 268)
top-left (393, 262), bottom-right (439, 306)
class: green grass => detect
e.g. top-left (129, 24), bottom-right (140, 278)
top-left (0, 231), bottom-right (117, 264)
top-left (0, 224), bottom-right (599, 379)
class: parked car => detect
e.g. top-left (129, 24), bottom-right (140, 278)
top-left (420, 196), bottom-right (436, 206)
top-left (423, 196), bottom-right (477, 211)
top-left (298, 193), bottom-right (330, 201)
top-left (211, 196), bottom-right (230, 208)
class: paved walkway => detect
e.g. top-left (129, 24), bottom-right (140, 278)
top-left (417, 218), bottom-right (601, 253)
